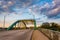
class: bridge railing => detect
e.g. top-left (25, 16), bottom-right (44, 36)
top-left (39, 28), bottom-right (60, 40)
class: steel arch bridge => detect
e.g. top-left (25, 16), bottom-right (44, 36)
top-left (7, 19), bottom-right (36, 30)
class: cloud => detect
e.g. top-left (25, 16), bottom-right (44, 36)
top-left (54, 0), bottom-right (60, 5)
top-left (47, 7), bottom-right (60, 15)
top-left (45, 0), bottom-right (60, 18)
top-left (0, 0), bottom-right (60, 22)
top-left (29, 0), bottom-right (60, 19)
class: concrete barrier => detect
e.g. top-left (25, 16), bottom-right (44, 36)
top-left (39, 28), bottom-right (60, 40)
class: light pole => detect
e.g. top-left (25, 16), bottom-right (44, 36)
top-left (3, 13), bottom-right (10, 28)
top-left (3, 15), bottom-right (6, 28)
top-left (33, 15), bottom-right (37, 30)
top-left (29, 13), bottom-right (37, 30)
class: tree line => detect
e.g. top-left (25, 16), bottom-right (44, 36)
top-left (41, 22), bottom-right (60, 31)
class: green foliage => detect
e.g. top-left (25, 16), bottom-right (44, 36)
top-left (41, 22), bottom-right (50, 29)
top-left (41, 22), bottom-right (60, 31)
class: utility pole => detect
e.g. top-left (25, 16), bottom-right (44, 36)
top-left (3, 15), bottom-right (6, 28)
top-left (3, 13), bottom-right (10, 29)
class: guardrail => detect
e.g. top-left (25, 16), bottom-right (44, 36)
top-left (39, 28), bottom-right (60, 40)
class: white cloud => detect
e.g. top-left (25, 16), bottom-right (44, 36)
top-left (7, 1), bottom-right (14, 6)
top-left (52, 1), bottom-right (56, 7)
top-left (48, 7), bottom-right (60, 15)
top-left (54, 0), bottom-right (60, 4)
top-left (2, 5), bottom-right (8, 8)
top-left (43, 3), bottom-right (50, 8)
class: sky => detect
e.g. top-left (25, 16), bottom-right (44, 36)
top-left (0, 0), bottom-right (60, 27)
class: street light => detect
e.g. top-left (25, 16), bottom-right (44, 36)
top-left (3, 12), bottom-right (10, 28)
top-left (29, 13), bottom-right (37, 30)
top-left (3, 15), bottom-right (6, 28)
top-left (33, 15), bottom-right (37, 30)
top-left (28, 8), bottom-right (37, 30)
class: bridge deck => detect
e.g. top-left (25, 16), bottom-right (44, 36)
top-left (0, 30), bottom-right (49, 40)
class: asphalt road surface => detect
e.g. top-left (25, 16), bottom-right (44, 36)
top-left (0, 29), bottom-right (50, 40)
top-left (0, 29), bottom-right (33, 40)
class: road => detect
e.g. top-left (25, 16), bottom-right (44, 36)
top-left (0, 29), bottom-right (33, 40)
top-left (32, 30), bottom-right (49, 40)
top-left (0, 29), bottom-right (50, 40)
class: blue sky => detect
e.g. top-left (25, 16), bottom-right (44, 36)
top-left (0, 0), bottom-right (60, 27)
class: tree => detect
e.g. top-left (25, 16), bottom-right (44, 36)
top-left (41, 22), bottom-right (50, 29)
top-left (50, 22), bottom-right (59, 31)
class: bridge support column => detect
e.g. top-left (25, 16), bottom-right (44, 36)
top-left (15, 24), bottom-right (16, 29)
top-left (34, 20), bottom-right (37, 30)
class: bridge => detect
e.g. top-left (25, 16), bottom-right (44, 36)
top-left (0, 19), bottom-right (60, 40)
top-left (7, 19), bottom-right (36, 30)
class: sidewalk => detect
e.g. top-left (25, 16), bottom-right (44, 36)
top-left (32, 30), bottom-right (49, 40)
